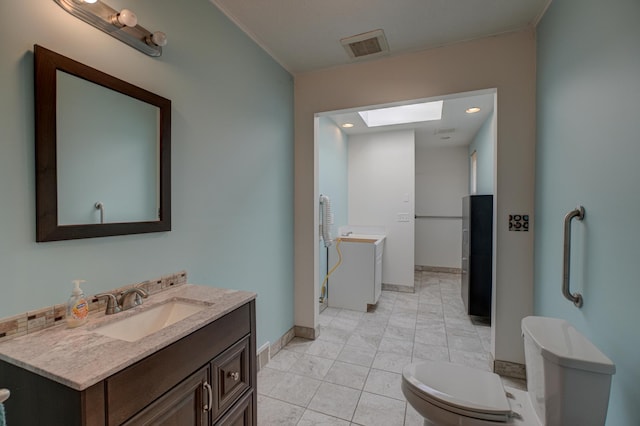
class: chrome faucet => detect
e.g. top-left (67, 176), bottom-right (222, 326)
top-left (95, 287), bottom-right (148, 315)
top-left (119, 287), bottom-right (149, 311)
top-left (342, 231), bottom-right (353, 236)
top-left (95, 292), bottom-right (121, 315)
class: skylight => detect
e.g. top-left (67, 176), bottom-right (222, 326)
top-left (358, 100), bottom-right (443, 127)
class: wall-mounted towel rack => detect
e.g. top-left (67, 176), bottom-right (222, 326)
top-left (415, 215), bottom-right (462, 219)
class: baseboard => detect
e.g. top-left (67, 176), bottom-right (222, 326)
top-left (493, 359), bottom-right (527, 380)
top-left (294, 325), bottom-right (319, 340)
top-left (256, 327), bottom-right (295, 371)
top-left (382, 283), bottom-right (415, 293)
top-left (415, 265), bottom-right (462, 274)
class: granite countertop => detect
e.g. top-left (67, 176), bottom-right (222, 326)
top-left (0, 284), bottom-right (256, 391)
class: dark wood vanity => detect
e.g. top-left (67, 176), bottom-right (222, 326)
top-left (0, 300), bottom-right (257, 425)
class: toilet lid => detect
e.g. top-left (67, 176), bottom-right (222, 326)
top-left (402, 361), bottom-right (512, 422)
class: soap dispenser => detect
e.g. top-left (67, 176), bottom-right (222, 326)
top-left (66, 280), bottom-right (89, 328)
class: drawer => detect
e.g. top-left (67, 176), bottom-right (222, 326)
top-left (212, 337), bottom-right (250, 420)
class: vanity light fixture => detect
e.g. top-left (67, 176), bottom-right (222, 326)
top-left (111, 8), bottom-right (137, 28)
top-left (465, 107), bottom-right (481, 114)
top-left (54, 0), bottom-right (167, 57)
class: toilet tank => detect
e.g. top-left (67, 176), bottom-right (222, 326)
top-left (522, 317), bottom-right (615, 426)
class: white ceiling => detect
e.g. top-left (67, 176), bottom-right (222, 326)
top-left (210, 0), bottom-right (550, 74)
top-left (209, 0), bottom-right (545, 147)
top-left (325, 91), bottom-right (495, 148)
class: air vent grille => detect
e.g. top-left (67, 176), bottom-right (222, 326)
top-left (348, 38), bottom-right (382, 58)
top-left (435, 128), bottom-right (456, 135)
top-left (341, 29), bottom-right (389, 59)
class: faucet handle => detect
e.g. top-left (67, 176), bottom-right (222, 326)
top-left (95, 293), bottom-right (121, 315)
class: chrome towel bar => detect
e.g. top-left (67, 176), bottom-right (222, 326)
top-left (562, 206), bottom-right (585, 307)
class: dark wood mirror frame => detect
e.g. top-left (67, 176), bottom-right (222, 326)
top-left (34, 45), bottom-right (171, 242)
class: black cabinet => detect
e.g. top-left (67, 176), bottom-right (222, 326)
top-left (461, 195), bottom-right (493, 317)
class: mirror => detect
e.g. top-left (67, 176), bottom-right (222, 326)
top-left (34, 45), bottom-right (171, 242)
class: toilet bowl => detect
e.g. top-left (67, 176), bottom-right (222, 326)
top-left (402, 317), bottom-right (615, 426)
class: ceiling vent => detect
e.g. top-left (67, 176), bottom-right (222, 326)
top-left (434, 128), bottom-right (456, 135)
top-left (341, 29), bottom-right (389, 59)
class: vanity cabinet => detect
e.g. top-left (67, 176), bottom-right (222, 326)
top-left (0, 300), bottom-right (257, 426)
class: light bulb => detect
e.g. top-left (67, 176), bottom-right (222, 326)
top-left (148, 31), bottom-right (168, 47)
top-left (113, 8), bottom-right (137, 28)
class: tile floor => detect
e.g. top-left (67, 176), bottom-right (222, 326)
top-left (257, 271), bottom-right (525, 425)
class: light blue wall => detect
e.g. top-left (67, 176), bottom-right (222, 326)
top-left (317, 117), bottom-right (348, 293)
top-left (468, 109), bottom-right (494, 195)
top-left (0, 0), bottom-right (293, 349)
top-left (535, 0), bottom-right (640, 424)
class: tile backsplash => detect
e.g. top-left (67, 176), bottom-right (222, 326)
top-left (0, 271), bottom-right (187, 344)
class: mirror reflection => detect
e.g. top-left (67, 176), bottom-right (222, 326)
top-left (56, 70), bottom-right (160, 225)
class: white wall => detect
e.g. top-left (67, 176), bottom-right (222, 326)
top-left (468, 109), bottom-right (496, 195)
top-left (348, 130), bottom-right (415, 288)
top-left (294, 29), bottom-right (536, 365)
top-left (415, 146), bottom-right (469, 269)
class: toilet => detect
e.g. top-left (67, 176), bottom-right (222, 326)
top-left (402, 316), bottom-right (615, 426)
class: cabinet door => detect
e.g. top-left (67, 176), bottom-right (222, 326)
top-left (214, 391), bottom-right (253, 426)
top-left (123, 365), bottom-right (209, 426)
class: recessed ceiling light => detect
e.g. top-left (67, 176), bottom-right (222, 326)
top-left (358, 100), bottom-right (443, 127)
top-left (342, 123), bottom-right (354, 128)
top-left (465, 107), bottom-right (481, 114)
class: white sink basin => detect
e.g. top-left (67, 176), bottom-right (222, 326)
top-left (93, 300), bottom-right (206, 342)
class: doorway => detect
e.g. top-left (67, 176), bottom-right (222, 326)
top-left (316, 89), bottom-right (497, 352)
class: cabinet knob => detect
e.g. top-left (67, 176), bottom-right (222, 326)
top-left (228, 371), bottom-right (240, 381)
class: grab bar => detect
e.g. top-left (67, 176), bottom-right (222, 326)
top-left (415, 215), bottom-right (462, 219)
top-left (0, 388), bottom-right (9, 403)
top-left (562, 206), bottom-right (585, 307)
